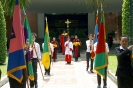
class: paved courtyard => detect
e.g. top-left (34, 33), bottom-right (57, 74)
top-left (1, 57), bottom-right (117, 88)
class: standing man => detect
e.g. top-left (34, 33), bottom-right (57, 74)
top-left (86, 34), bottom-right (94, 73)
top-left (42, 40), bottom-right (54, 75)
top-left (73, 35), bottom-right (81, 62)
top-left (51, 37), bottom-right (58, 62)
top-left (60, 30), bottom-right (68, 55)
top-left (30, 33), bottom-right (41, 88)
top-left (64, 36), bottom-right (73, 64)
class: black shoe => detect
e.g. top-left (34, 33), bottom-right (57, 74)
top-left (48, 73), bottom-right (50, 76)
top-left (35, 85), bottom-right (38, 88)
top-left (75, 59), bottom-right (77, 62)
top-left (97, 85), bottom-right (101, 88)
top-left (30, 86), bottom-right (34, 88)
top-left (44, 72), bottom-right (46, 75)
top-left (54, 59), bottom-right (56, 62)
top-left (90, 70), bottom-right (94, 73)
top-left (75, 59), bottom-right (78, 62)
top-left (86, 68), bottom-right (88, 71)
top-left (103, 86), bottom-right (107, 88)
top-left (86, 67), bottom-right (89, 71)
top-left (67, 62), bottom-right (71, 64)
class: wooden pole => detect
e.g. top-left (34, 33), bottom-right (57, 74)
top-left (26, 68), bottom-right (30, 88)
top-left (24, 51), bottom-right (30, 88)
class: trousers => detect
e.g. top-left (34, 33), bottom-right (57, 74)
top-left (86, 52), bottom-right (93, 71)
top-left (97, 67), bottom-right (107, 86)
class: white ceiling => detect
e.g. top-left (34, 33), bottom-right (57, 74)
top-left (26, 0), bottom-right (123, 13)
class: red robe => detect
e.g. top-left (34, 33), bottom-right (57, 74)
top-left (65, 55), bottom-right (72, 62)
top-left (73, 39), bottom-right (81, 58)
top-left (60, 33), bottom-right (68, 54)
top-left (51, 40), bottom-right (58, 59)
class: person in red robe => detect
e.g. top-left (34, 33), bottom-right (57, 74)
top-left (60, 31), bottom-right (68, 55)
top-left (73, 35), bottom-right (81, 62)
top-left (64, 36), bottom-right (73, 64)
top-left (51, 37), bottom-right (58, 62)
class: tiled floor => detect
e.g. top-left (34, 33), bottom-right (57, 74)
top-left (1, 58), bottom-right (117, 88)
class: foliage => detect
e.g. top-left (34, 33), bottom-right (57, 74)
top-left (122, 0), bottom-right (133, 38)
top-left (122, 0), bottom-right (130, 36)
top-left (79, 0), bottom-right (106, 13)
top-left (0, 1), bottom-right (7, 64)
top-left (1, 0), bottom-right (31, 16)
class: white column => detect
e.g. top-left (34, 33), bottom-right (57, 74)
top-left (37, 13), bottom-right (45, 38)
top-left (88, 13), bottom-right (95, 35)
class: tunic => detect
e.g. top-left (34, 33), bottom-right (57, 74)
top-left (64, 41), bottom-right (73, 62)
top-left (51, 40), bottom-right (58, 59)
top-left (73, 38), bottom-right (81, 58)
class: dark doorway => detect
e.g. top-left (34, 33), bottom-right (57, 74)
top-left (45, 14), bottom-right (88, 39)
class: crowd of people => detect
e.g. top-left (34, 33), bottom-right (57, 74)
top-left (7, 31), bottom-right (133, 88)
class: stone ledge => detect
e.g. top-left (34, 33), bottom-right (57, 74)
top-left (107, 70), bottom-right (117, 85)
top-left (0, 76), bottom-right (8, 88)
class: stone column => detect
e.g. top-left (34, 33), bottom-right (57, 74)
top-left (88, 13), bottom-right (95, 35)
top-left (37, 13), bottom-right (45, 38)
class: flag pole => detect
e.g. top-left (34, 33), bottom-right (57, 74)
top-left (24, 51), bottom-right (30, 88)
top-left (101, 1), bottom-right (108, 72)
top-left (97, 9), bottom-right (98, 16)
top-left (46, 17), bottom-right (54, 66)
top-left (94, 9), bottom-right (98, 39)
top-left (22, 7), bottom-right (30, 88)
top-left (23, 7), bottom-right (26, 16)
top-left (33, 42), bottom-right (45, 80)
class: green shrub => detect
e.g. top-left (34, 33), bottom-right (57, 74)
top-left (0, 1), bottom-right (7, 64)
top-left (122, 0), bottom-right (133, 37)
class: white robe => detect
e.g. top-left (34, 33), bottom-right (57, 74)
top-left (64, 41), bottom-right (73, 55)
